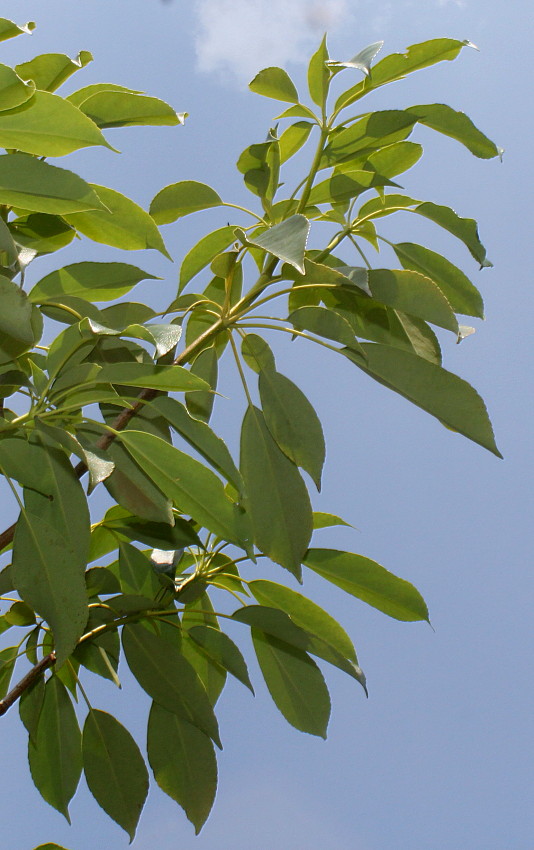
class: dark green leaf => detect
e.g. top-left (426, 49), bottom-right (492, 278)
top-left (241, 333), bottom-right (276, 373)
top-left (28, 677), bottom-right (82, 821)
top-left (148, 702), bottom-right (217, 834)
top-left (0, 276), bottom-right (41, 363)
top-left (185, 346), bottom-right (218, 422)
top-left (9, 213), bottom-right (75, 255)
top-left (101, 440), bottom-right (173, 524)
top-left (150, 181), bottom-right (223, 224)
top-left (187, 625), bottom-right (254, 693)
top-left (414, 201), bottom-right (492, 268)
top-left (97, 362), bottom-right (210, 392)
top-left (117, 542), bottom-right (160, 597)
top-left (82, 709), bottom-right (148, 840)
top-left (368, 269), bottom-right (458, 332)
top-left (304, 548), bottom-right (429, 621)
top-left (29, 262), bottom-right (159, 303)
top-left (15, 51), bottom-right (93, 93)
top-left (0, 646), bottom-right (15, 698)
top-left (289, 305), bottom-right (363, 351)
top-left (105, 515), bottom-right (200, 551)
top-left (19, 677), bottom-right (45, 744)
top-left (0, 153), bottom-right (106, 215)
top-left (249, 67), bottom-right (299, 103)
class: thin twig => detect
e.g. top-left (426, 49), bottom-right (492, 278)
top-left (0, 652), bottom-right (56, 716)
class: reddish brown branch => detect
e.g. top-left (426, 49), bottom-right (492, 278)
top-left (0, 652), bottom-right (56, 716)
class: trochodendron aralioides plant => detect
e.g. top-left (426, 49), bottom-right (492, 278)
top-left (0, 20), bottom-right (502, 846)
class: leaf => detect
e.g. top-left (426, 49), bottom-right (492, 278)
top-left (0, 153), bottom-right (106, 215)
top-left (64, 184), bottom-right (171, 258)
top-left (150, 181), bottom-right (223, 225)
top-left (187, 625), bottom-right (254, 693)
top-left (97, 362), bottom-right (210, 392)
top-left (77, 90), bottom-right (181, 128)
top-left (0, 91), bottom-right (112, 156)
top-left (82, 709), bottom-right (148, 840)
top-left (179, 226), bottom-right (236, 292)
top-left (9, 213), bottom-right (75, 255)
top-left (29, 262), bottom-right (159, 303)
top-left (185, 346), bottom-right (218, 422)
top-left (313, 511), bottom-right (351, 529)
top-left (19, 677), bottom-right (45, 744)
top-left (0, 646), bottom-right (15, 698)
top-left (308, 34), bottom-right (329, 107)
top-left (252, 629), bottom-right (330, 737)
top-left (259, 369), bottom-right (325, 490)
top-left (147, 702), bottom-right (217, 834)
top-left (152, 396), bottom-right (243, 492)
top-left (28, 677), bottom-right (82, 821)
top-left (15, 51), bottom-right (93, 93)
top-left (122, 623), bottom-right (221, 747)
top-left (304, 548), bottom-right (429, 621)
top-left (414, 201), bottom-right (492, 268)
top-left (117, 542), bottom-right (160, 597)
top-left (323, 111), bottom-right (417, 167)
top-left (393, 242), bottom-right (484, 318)
top-left (0, 275), bottom-right (41, 363)
top-left (102, 440), bottom-right (173, 524)
top-left (105, 515), bottom-right (200, 551)
top-left (406, 103), bottom-right (499, 159)
top-left (0, 63), bottom-right (35, 111)
top-left (240, 406), bottom-right (312, 577)
top-left (289, 305), bottom-right (363, 351)
top-left (249, 67), bottom-right (299, 103)
top-left (367, 269), bottom-right (458, 332)
top-left (66, 82), bottom-right (141, 108)
top-left (327, 41), bottom-right (384, 75)
top-left (246, 215), bottom-right (309, 274)
top-left (120, 431), bottom-right (249, 549)
top-left (346, 343), bottom-right (501, 456)
top-left (241, 333), bottom-right (276, 373)
top-left (278, 121), bottom-right (314, 164)
top-left (0, 18), bottom-right (36, 43)
top-left (362, 140), bottom-right (423, 179)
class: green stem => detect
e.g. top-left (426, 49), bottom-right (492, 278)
top-left (296, 126), bottom-right (329, 213)
top-left (228, 332), bottom-right (254, 408)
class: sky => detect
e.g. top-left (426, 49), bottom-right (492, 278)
top-left (1, 1), bottom-right (533, 848)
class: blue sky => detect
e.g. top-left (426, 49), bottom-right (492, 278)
top-left (1, 1), bottom-right (532, 848)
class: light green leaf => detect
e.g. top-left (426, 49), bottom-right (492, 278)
top-left (28, 677), bottom-right (82, 821)
top-left (0, 153), bottom-right (106, 215)
top-left (308, 169), bottom-right (397, 206)
top-left (0, 63), bottom-right (35, 111)
top-left (0, 18), bottom-right (36, 43)
top-left (356, 192), bottom-right (420, 221)
top-left (152, 396), bottom-right (243, 492)
top-left (148, 703), bottom-right (217, 835)
top-left (279, 121), bottom-right (314, 164)
top-left (82, 709), bottom-right (148, 841)
top-left (313, 511), bottom-right (352, 529)
top-left (77, 90), bottom-right (181, 128)
top-left (97, 362), bottom-right (210, 392)
top-left (249, 67), bottom-right (299, 103)
top-left (100, 301), bottom-right (156, 328)
top-left (289, 305), bottom-right (363, 352)
top-left (66, 82), bottom-right (141, 108)
top-left (119, 430), bottom-right (250, 549)
top-left (304, 548), bottom-right (429, 621)
top-left (368, 269), bottom-right (458, 332)
top-left (362, 140), bottom-right (423, 178)
top-left (246, 215), bottom-right (309, 274)
top-left (187, 625), bottom-right (254, 693)
top-left (65, 184), bottom-right (171, 258)
top-left (275, 103), bottom-right (318, 121)
top-left (240, 406), bottom-right (312, 577)
top-left (122, 322), bottom-right (182, 358)
top-left (308, 34), bottom-right (329, 107)
top-left (323, 111), bottom-right (417, 167)
top-left (150, 180), bottom-right (223, 224)
top-left (252, 629), bottom-right (330, 737)
top-left (15, 51), bottom-right (93, 93)
top-left (406, 103), bottom-right (499, 159)
top-left (0, 275), bottom-right (41, 364)
top-left (29, 262), bottom-right (159, 303)
top-left (9, 213), bottom-right (75, 255)
top-left (241, 333), bottom-right (276, 374)
top-left (0, 91), bottom-right (112, 156)
top-left (179, 226), bottom-right (236, 292)
top-left (393, 242), bottom-right (484, 318)
top-left (347, 342), bottom-right (501, 456)
top-left (259, 369), bottom-right (325, 490)
top-left (122, 623), bottom-right (221, 747)
top-left (414, 201), bottom-right (492, 268)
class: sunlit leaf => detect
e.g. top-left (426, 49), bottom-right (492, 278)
top-left (29, 262), bottom-right (159, 303)
top-left (406, 103), bottom-right (499, 159)
top-left (0, 153), bottom-right (106, 215)
top-left (327, 41), bottom-right (383, 75)
top-left (249, 67), bottom-right (299, 103)
top-left (308, 34), bottom-right (329, 107)
top-left (278, 121), bottom-right (314, 164)
top-left (187, 625), bottom-right (254, 693)
top-left (77, 90), bottom-right (181, 128)
top-left (15, 51), bottom-right (93, 93)
top-left (150, 180), bottom-right (222, 224)
top-left (246, 215), bottom-right (309, 273)
top-left (97, 362), bottom-right (210, 392)
top-left (0, 18), bottom-right (36, 43)
top-left (0, 63), bottom-right (35, 110)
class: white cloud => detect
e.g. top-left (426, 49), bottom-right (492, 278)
top-left (193, 0), bottom-right (351, 82)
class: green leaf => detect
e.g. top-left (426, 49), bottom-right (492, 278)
top-left (313, 511), bottom-right (351, 529)
top-left (185, 346), bottom-right (218, 422)
top-left (148, 702), bottom-right (217, 834)
top-left (117, 542), bottom-right (160, 597)
top-left (0, 153), bottom-right (106, 215)
top-left (64, 184), bottom-right (171, 258)
top-left (19, 677), bottom-right (45, 744)
top-left (77, 90), bottom-right (182, 128)
top-left (362, 140), bottom-right (423, 179)
top-left (289, 305), bottom-right (363, 351)
top-left (66, 82), bottom-right (141, 108)
top-left (278, 121), bottom-right (314, 164)
top-left (28, 677), bottom-right (82, 821)
top-left (122, 623), bottom-right (221, 747)
top-left (241, 333), bottom-right (276, 373)
top-left (308, 169), bottom-right (398, 206)
top-left (104, 515), bottom-right (200, 551)
top-left (187, 625), bottom-right (254, 693)
top-left (82, 709), bottom-right (148, 840)
top-left (97, 362), bottom-right (210, 392)
top-left (259, 369), bottom-right (325, 490)
top-left (246, 215), bottom-right (309, 274)
top-left (0, 63), bottom-right (35, 111)
top-left (15, 51), bottom-right (93, 93)
top-left (406, 103), bottom-right (499, 159)
top-left (0, 18), bottom-right (36, 43)
top-left (347, 343), bottom-right (501, 456)
top-left (249, 67), bottom-right (299, 103)
top-left (9, 213), bottom-right (75, 255)
top-left (252, 629), bottom-right (330, 737)
top-left (323, 111), bottom-right (417, 167)
top-left (0, 276), bottom-right (41, 364)
top-left (304, 548), bottom-right (429, 621)
top-left (240, 406), bottom-right (312, 577)
top-left (308, 34), bottom-right (329, 107)
top-left (179, 226), bottom-right (236, 292)
top-left (29, 262), bottom-right (159, 303)
top-left (0, 646), bottom-right (15, 698)
top-left (0, 91), bottom-right (112, 156)
top-left (152, 396), bottom-right (243, 492)
top-left (414, 201), bottom-right (492, 268)
top-left (327, 41), bottom-right (383, 75)
top-left (368, 269), bottom-right (458, 332)
top-left (119, 430), bottom-right (249, 549)
top-left (356, 192), bottom-right (420, 221)
top-left (97, 440), bottom-right (173, 524)
top-left (393, 242), bottom-right (484, 318)
top-left (150, 181), bottom-right (223, 225)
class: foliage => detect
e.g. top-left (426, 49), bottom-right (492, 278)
top-left (0, 20), bottom-right (500, 845)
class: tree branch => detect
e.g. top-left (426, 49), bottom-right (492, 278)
top-left (0, 652), bottom-right (56, 716)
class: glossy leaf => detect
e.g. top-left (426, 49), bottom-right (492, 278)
top-left (0, 153), bottom-right (106, 215)
top-left (150, 180), bottom-right (223, 224)
top-left (82, 709), bottom-right (148, 840)
top-left (179, 226), bottom-right (236, 292)
top-left (249, 66), bottom-right (299, 103)
top-left (368, 269), bottom-right (458, 332)
top-left (77, 90), bottom-right (181, 128)
top-left (246, 215), bottom-right (309, 274)
top-left (29, 262), bottom-right (159, 303)
top-left (148, 702), bottom-right (217, 834)
top-left (65, 184), bottom-right (171, 258)
top-left (122, 623), bottom-right (221, 747)
top-left (0, 63), bottom-right (35, 110)
top-left (240, 406), bottom-right (312, 577)
top-left (120, 430), bottom-right (248, 548)
top-left (15, 51), bottom-right (93, 93)
top-left (259, 368), bottom-right (325, 489)
top-left (187, 625), bottom-right (254, 693)
top-left (28, 677), bottom-right (82, 821)
top-left (406, 103), bottom-right (499, 159)
top-left (252, 629), bottom-right (330, 737)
